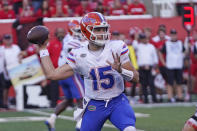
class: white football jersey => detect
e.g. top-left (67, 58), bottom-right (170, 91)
top-left (58, 35), bottom-right (88, 67)
top-left (66, 40), bottom-right (130, 99)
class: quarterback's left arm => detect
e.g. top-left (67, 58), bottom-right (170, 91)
top-left (107, 53), bottom-right (139, 83)
top-left (119, 42), bottom-right (139, 83)
top-left (107, 42), bottom-right (139, 83)
top-left (121, 61), bottom-right (139, 83)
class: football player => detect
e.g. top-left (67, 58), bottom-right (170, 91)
top-left (45, 20), bottom-right (85, 131)
top-left (27, 12), bottom-right (139, 131)
top-left (183, 107), bottom-right (197, 131)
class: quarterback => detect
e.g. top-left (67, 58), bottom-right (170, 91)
top-left (27, 12), bottom-right (139, 131)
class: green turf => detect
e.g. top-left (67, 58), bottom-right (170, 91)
top-left (0, 111), bottom-right (41, 118)
top-left (0, 106), bottom-right (195, 131)
top-left (0, 118), bottom-right (115, 131)
top-left (134, 106), bottom-right (195, 131)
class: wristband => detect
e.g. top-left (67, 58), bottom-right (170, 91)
top-left (39, 49), bottom-right (49, 57)
top-left (121, 68), bottom-right (134, 81)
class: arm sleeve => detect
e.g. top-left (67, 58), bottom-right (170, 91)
top-left (58, 50), bottom-right (67, 67)
top-left (65, 51), bottom-right (78, 72)
top-left (118, 41), bottom-right (130, 65)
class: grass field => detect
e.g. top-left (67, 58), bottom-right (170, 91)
top-left (0, 104), bottom-right (196, 131)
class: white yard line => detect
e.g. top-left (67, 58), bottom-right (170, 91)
top-left (26, 109), bottom-right (144, 131)
top-left (135, 113), bottom-right (150, 117)
top-left (0, 116), bottom-right (48, 123)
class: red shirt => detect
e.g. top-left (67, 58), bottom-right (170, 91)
top-left (13, 0), bottom-right (22, 3)
top-left (0, 10), bottom-right (16, 19)
top-left (152, 39), bottom-right (166, 49)
top-left (26, 44), bottom-right (38, 57)
top-left (50, 6), bottom-right (68, 17)
top-left (74, 5), bottom-right (93, 16)
top-left (47, 38), bottom-right (62, 68)
top-left (103, 0), bottom-right (114, 8)
top-left (151, 38), bottom-right (166, 67)
top-left (49, 0), bottom-right (68, 7)
top-left (128, 3), bottom-right (146, 15)
top-left (19, 7), bottom-right (34, 17)
top-left (36, 9), bottom-right (51, 18)
top-left (109, 7), bottom-right (126, 15)
top-left (67, 0), bottom-right (80, 11)
top-left (190, 39), bottom-right (197, 64)
top-left (191, 53), bottom-right (197, 65)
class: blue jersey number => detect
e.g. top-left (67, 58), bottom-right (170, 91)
top-left (90, 66), bottom-right (114, 91)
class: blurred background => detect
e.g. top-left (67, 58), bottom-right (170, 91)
top-left (0, 0), bottom-right (197, 131)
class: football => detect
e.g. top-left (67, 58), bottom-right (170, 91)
top-left (27, 25), bottom-right (49, 45)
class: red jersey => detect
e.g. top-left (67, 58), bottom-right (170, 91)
top-left (26, 44), bottom-right (38, 57)
top-left (0, 10), bottom-right (16, 19)
top-left (49, 0), bottom-right (68, 7)
top-left (67, 0), bottom-right (80, 11)
top-left (151, 38), bottom-right (166, 67)
top-left (191, 53), bottom-right (197, 64)
top-left (151, 35), bottom-right (170, 49)
top-left (103, 0), bottom-right (114, 8)
top-left (109, 7), bottom-right (126, 15)
top-left (74, 5), bottom-right (93, 16)
top-left (191, 40), bottom-right (197, 64)
top-left (13, 0), bottom-right (22, 3)
top-left (19, 7), bottom-right (34, 17)
top-left (152, 39), bottom-right (166, 50)
top-left (47, 38), bottom-right (62, 68)
top-left (128, 3), bottom-right (146, 15)
top-left (50, 6), bottom-right (68, 17)
top-left (36, 9), bottom-right (51, 18)
top-left (190, 41), bottom-right (197, 76)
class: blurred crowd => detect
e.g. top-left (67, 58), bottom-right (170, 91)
top-left (0, 0), bottom-right (146, 19)
top-left (111, 25), bottom-right (197, 104)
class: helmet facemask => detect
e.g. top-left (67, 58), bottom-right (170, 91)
top-left (87, 25), bottom-right (110, 46)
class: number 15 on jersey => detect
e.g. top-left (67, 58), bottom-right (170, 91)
top-left (89, 66), bottom-right (115, 91)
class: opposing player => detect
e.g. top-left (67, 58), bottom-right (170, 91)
top-left (45, 20), bottom-right (85, 131)
top-left (183, 107), bottom-right (197, 131)
top-left (27, 12), bottom-right (139, 131)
